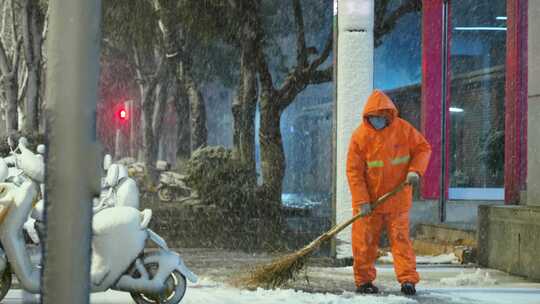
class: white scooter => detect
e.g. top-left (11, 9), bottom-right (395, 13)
top-left (0, 141), bottom-right (197, 303)
top-left (95, 154), bottom-right (140, 212)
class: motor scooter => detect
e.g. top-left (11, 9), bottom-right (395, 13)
top-left (96, 160), bottom-right (140, 211)
top-left (0, 140), bottom-right (197, 303)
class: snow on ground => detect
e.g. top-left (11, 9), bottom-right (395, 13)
top-left (424, 288), bottom-right (540, 304)
top-left (183, 278), bottom-right (415, 304)
top-left (336, 242), bottom-right (353, 258)
top-left (6, 273), bottom-right (540, 304)
top-left (378, 253), bottom-right (459, 265)
top-left (439, 269), bottom-right (497, 287)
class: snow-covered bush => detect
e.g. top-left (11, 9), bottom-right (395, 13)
top-left (185, 146), bottom-right (256, 212)
top-left (183, 146), bottom-right (285, 251)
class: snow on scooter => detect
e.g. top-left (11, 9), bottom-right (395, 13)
top-left (95, 154), bottom-right (140, 212)
top-left (0, 139), bottom-right (197, 303)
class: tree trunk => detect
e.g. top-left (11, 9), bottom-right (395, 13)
top-left (259, 94), bottom-right (285, 204)
top-left (25, 65), bottom-right (39, 131)
top-left (232, 43), bottom-right (258, 185)
top-left (150, 0), bottom-right (201, 161)
top-left (140, 82), bottom-right (159, 185)
top-left (21, 0), bottom-right (43, 133)
top-left (152, 80), bottom-right (168, 158)
top-left (0, 39), bottom-right (19, 133)
top-left (4, 76), bottom-right (18, 132)
top-left (186, 76), bottom-right (207, 151)
top-left (174, 79), bottom-right (191, 165)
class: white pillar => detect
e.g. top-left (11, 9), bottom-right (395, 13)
top-left (335, 0), bottom-right (374, 258)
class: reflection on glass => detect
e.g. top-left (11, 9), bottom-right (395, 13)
top-left (281, 87), bottom-right (333, 217)
top-left (374, 0), bottom-right (422, 129)
top-left (449, 0), bottom-right (506, 200)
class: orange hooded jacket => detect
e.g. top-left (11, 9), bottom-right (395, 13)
top-left (346, 90), bottom-right (431, 214)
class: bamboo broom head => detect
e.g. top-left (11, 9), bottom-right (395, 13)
top-left (231, 247), bottom-right (314, 289)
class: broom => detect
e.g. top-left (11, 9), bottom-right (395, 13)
top-left (232, 180), bottom-right (409, 289)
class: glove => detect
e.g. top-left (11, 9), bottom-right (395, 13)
top-left (358, 203), bottom-right (372, 216)
top-left (406, 171), bottom-right (420, 185)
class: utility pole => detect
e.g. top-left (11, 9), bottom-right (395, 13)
top-left (42, 0), bottom-right (102, 303)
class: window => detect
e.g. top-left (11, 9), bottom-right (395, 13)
top-left (448, 0), bottom-right (507, 200)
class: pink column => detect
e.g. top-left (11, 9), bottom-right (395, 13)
top-left (505, 0), bottom-right (528, 204)
top-left (421, 0), bottom-right (450, 200)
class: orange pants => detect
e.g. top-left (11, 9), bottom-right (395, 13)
top-left (352, 211), bottom-right (419, 286)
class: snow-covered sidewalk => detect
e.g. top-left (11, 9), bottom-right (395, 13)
top-left (11, 249), bottom-right (536, 304)
top-left (8, 265), bottom-right (540, 304)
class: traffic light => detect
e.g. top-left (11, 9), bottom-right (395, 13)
top-left (117, 107), bottom-right (128, 122)
top-left (120, 109), bottom-right (127, 120)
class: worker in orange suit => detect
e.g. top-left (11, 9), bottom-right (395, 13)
top-left (346, 90), bottom-right (431, 296)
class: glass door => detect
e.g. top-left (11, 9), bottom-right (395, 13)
top-left (447, 0), bottom-right (507, 200)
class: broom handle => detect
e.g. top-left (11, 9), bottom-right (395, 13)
top-left (302, 181), bottom-right (409, 250)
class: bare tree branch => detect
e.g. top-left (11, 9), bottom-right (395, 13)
top-left (374, 0), bottom-right (390, 39)
top-left (308, 31), bottom-right (332, 72)
top-left (276, 31), bottom-right (333, 110)
top-left (255, 41), bottom-right (274, 94)
top-left (9, 0), bottom-right (17, 45)
top-left (308, 66), bottom-right (332, 85)
top-left (132, 46), bottom-right (144, 82)
top-left (0, 39), bottom-right (11, 75)
top-left (292, 0), bottom-right (307, 68)
top-left (17, 66), bottom-right (27, 103)
top-left (41, 4), bottom-right (49, 42)
top-left (375, 0), bottom-right (421, 46)
top-left (1, 0), bottom-right (8, 41)
top-left (12, 37), bottom-right (22, 70)
top-left (30, 2), bottom-right (42, 64)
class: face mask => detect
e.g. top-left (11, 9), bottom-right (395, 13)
top-left (368, 116), bottom-right (387, 130)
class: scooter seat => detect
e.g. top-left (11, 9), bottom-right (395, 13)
top-left (92, 206), bottom-right (141, 236)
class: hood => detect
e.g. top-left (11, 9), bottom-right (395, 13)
top-left (362, 90), bottom-right (398, 125)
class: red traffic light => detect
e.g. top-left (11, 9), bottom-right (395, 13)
top-left (117, 108), bottom-right (128, 121)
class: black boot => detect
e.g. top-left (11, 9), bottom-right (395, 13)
top-left (356, 282), bottom-right (379, 294)
top-left (401, 282), bottom-right (416, 295)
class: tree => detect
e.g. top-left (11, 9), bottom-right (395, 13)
top-left (103, 0), bottom-right (168, 184)
top-left (0, 0), bottom-right (46, 135)
top-left (179, 0), bottom-right (333, 202)
top-left (226, 0), bottom-right (259, 185)
top-left (20, 0), bottom-right (45, 133)
top-left (150, 0), bottom-right (211, 158)
top-left (0, 0), bottom-right (24, 133)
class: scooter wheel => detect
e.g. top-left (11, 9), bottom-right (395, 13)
top-left (0, 266), bottom-right (12, 302)
top-left (130, 270), bottom-right (187, 304)
top-left (158, 187), bottom-right (174, 202)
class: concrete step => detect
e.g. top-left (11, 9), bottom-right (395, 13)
top-left (415, 223), bottom-right (477, 247)
top-left (412, 239), bottom-right (476, 264)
